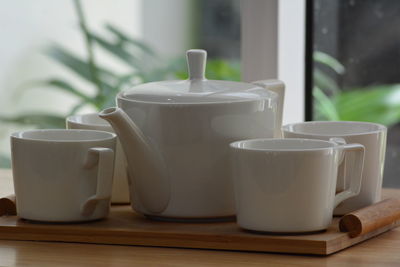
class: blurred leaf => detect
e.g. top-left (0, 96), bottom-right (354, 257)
top-left (105, 24), bottom-right (157, 56)
top-left (68, 101), bottom-right (90, 115)
top-left (0, 114), bottom-right (65, 129)
top-left (174, 59), bottom-right (241, 81)
top-left (313, 86), bottom-right (340, 121)
top-left (101, 95), bottom-right (117, 109)
top-left (334, 85), bottom-right (400, 126)
top-left (89, 32), bottom-right (144, 70)
top-left (174, 71), bottom-right (187, 80)
top-left (166, 56), bottom-right (187, 79)
top-left (314, 51), bottom-right (345, 74)
top-left (45, 45), bottom-right (117, 90)
top-left (314, 68), bottom-right (339, 94)
top-left (142, 67), bottom-right (173, 82)
top-left (206, 60), bottom-right (241, 81)
top-left (114, 72), bottom-right (141, 91)
top-left (0, 154), bottom-right (11, 169)
top-left (28, 79), bottom-right (94, 103)
top-left (74, 0), bottom-right (108, 97)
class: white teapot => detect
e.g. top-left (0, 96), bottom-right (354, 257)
top-left (100, 49), bottom-right (285, 221)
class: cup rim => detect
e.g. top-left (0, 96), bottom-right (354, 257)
top-left (11, 129), bottom-right (116, 143)
top-left (282, 121), bottom-right (387, 137)
top-left (230, 138), bottom-right (338, 152)
top-left (66, 113), bottom-right (110, 128)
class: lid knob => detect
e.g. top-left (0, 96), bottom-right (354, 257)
top-left (187, 49), bottom-right (207, 80)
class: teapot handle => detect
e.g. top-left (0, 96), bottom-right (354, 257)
top-left (252, 80), bottom-right (285, 138)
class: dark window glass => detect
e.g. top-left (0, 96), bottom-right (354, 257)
top-left (311, 0), bottom-right (400, 187)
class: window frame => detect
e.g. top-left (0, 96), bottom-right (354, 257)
top-left (240, 0), bottom-right (307, 124)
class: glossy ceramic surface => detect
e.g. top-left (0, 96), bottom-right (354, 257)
top-left (230, 138), bottom-right (364, 233)
top-left (100, 49), bottom-right (285, 219)
top-left (283, 121), bottom-right (387, 214)
top-left (67, 113), bottom-right (130, 204)
top-left (119, 49), bottom-right (275, 104)
top-left (11, 129), bottom-right (116, 222)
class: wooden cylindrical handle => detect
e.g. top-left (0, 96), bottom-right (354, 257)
top-left (0, 194), bottom-right (16, 216)
top-left (339, 198), bottom-right (400, 238)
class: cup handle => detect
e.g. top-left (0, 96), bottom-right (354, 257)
top-left (330, 138), bottom-right (347, 192)
top-left (333, 143), bottom-right (365, 208)
top-left (81, 147), bottom-right (115, 216)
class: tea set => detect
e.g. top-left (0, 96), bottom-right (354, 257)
top-left (10, 49), bottom-right (387, 233)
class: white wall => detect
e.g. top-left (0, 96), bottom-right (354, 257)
top-left (142, 0), bottom-right (196, 58)
top-left (241, 0), bottom-right (306, 125)
top-left (278, 0), bottom-right (306, 124)
top-left (241, 0), bottom-right (278, 80)
top-left (0, 0), bottom-right (142, 157)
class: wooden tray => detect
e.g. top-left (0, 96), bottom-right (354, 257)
top-left (0, 196), bottom-right (399, 256)
top-left (1, 169), bottom-right (399, 256)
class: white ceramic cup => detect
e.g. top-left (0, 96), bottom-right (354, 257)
top-left (67, 113), bottom-right (130, 204)
top-left (11, 129), bottom-right (116, 222)
top-left (230, 138), bottom-right (364, 233)
top-left (283, 121), bottom-right (387, 215)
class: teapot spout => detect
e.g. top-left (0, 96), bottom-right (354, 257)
top-left (99, 107), bottom-right (170, 214)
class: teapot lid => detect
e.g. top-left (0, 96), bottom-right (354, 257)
top-left (118, 49), bottom-right (273, 104)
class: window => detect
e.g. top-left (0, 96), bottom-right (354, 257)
top-left (310, 0), bottom-right (400, 187)
top-left (241, 0), bottom-right (399, 188)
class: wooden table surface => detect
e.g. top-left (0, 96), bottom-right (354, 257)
top-left (1, 169), bottom-right (400, 266)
